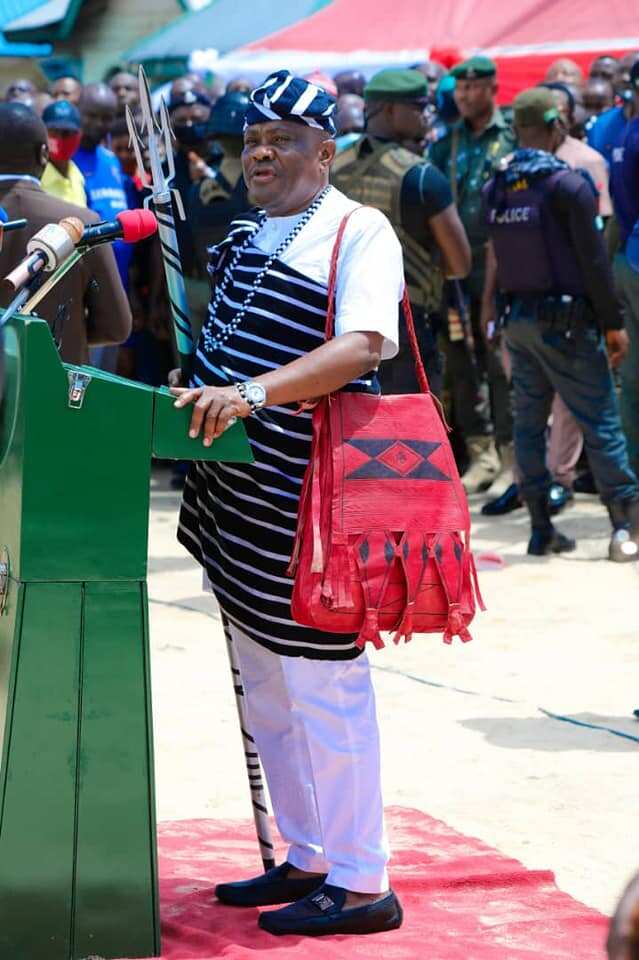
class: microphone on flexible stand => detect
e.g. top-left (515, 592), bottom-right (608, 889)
top-left (19, 209), bottom-right (159, 319)
top-left (0, 209), bottom-right (158, 328)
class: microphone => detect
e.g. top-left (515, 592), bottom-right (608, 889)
top-left (63, 209), bottom-right (158, 250)
top-left (2, 219), bottom-right (80, 293)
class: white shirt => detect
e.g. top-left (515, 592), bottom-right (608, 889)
top-left (252, 186), bottom-right (402, 360)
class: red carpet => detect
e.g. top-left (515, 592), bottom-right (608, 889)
top-left (145, 806), bottom-right (607, 959)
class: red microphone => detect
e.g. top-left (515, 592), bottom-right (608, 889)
top-left (59, 209), bottom-right (158, 250)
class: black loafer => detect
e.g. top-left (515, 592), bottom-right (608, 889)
top-left (258, 883), bottom-right (403, 937)
top-left (481, 483), bottom-right (522, 516)
top-left (548, 483), bottom-right (574, 515)
top-left (215, 862), bottom-right (327, 907)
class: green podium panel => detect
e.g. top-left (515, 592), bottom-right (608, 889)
top-left (0, 315), bottom-right (253, 960)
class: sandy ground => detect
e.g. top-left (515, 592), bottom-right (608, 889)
top-left (148, 467), bottom-right (639, 917)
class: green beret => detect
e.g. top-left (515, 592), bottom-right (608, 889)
top-left (364, 68), bottom-right (429, 103)
top-left (450, 56), bottom-right (496, 80)
top-left (513, 87), bottom-right (561, 127)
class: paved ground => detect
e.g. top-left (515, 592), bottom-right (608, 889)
top-left (148, 467), bottom-right (639, 917)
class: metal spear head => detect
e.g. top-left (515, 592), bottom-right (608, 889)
top-left (137, 64), bottom-right (160, 137)
top-left (127, 64), bottom-right (182, 210)
top-left (125, 104), bottom-right (146, 178)
top-left (158, 96), bottom-right (177, 185)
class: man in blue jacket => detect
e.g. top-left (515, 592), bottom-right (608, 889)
top-left (610, 59), bottom-right (639, 478)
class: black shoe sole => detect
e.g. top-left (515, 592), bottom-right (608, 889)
top-left (258, 900), bottom-right (403, 937)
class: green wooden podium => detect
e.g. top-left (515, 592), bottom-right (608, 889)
top-left (0, 315), bottom-right (252, 960)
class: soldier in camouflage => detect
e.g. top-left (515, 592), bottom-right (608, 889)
top-left (430, 56), bottom-right (516, 494)
top-left (331, 68), bottom-right (470, 396)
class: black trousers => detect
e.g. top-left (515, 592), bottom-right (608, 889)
top-left (441, 295), bottom-right (513, 447)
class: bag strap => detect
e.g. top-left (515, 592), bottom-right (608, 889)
top-left (325, 208), bottom-right (431, 394)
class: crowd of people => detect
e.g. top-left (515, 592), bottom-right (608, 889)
top-left (2, 54), bottom-right (639, 947)
top-left (1, 50), bottom-right (639, 554)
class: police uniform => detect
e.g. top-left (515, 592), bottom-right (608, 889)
top-left (484, 88), bottom-right (639, 560)
top-left (430, 56), bottom-right (516, 491)
top-left (331, 69), bottom-right (451, 395)
top-left (191, 91), bottom-right (251, 262)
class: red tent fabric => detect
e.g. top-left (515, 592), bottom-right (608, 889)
top-left (215, 0), bottom-right (639, 102)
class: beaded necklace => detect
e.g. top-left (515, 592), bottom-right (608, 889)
top-left (202, 185), bottom-right (332, 353)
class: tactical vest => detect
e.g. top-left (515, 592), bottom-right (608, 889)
top-left (331, 136), bottom-right (443, 313)
top-left (483, 170), bottom-right (585, 296)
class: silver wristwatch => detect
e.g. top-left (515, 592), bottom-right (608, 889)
top-left (235, 380), bottom-right (267, 413)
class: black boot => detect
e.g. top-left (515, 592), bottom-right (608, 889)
top-left (608, 500), bottom-right (639, 563)
top-left (525, 497), bottom-right (576, 556)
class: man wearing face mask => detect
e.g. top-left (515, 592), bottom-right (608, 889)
top-left (0, 102), bottom-right (130, 365)
top-left (168, 89), bottom-right (214, 223)
top-left (40, 100), bottom-right (86, 206)
top-left (168, 89), bottom-right (214, 338)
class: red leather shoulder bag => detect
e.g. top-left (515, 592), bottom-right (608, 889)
top-left (288, 209), bottom-right (484, 651)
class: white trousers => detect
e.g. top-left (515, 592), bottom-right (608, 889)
top-left (230, 626), bottom-right (390, 893)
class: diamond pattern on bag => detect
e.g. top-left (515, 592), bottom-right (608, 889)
top-left (344, 438), bottom-right (451, 481)
top-left (377, 441), bottom-right (423, 476)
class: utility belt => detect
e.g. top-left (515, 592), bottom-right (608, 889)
top-left (499, 293), bottom-right (597, 336)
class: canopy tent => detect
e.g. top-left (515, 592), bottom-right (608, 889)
top-left (4, 0), bottom-right (84, 39)
top-left (208, 0), bottom-right (639, 102)
top-left (0, 0), bottom-right (54, 55)
top-left (124, 0), bottom-right (331, 69)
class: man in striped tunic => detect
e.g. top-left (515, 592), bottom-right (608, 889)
top-left (172, 71), bottom-right (404, 937)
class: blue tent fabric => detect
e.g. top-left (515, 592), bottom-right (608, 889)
top-left (0, 36), bottom-right (50, 54)
top-left (0, 0), bottom-right (52, 55)
top-left (124, 0), bottom-right (330, 62)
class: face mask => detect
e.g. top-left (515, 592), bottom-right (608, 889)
top-left (48, 132), bottom-right (82, 163)
top-left (172, 122), bottom-right (211, 146)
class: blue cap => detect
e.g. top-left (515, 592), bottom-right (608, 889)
top-left (42, 99), bottom-right (81, 131)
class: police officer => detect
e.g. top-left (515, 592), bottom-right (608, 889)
top-left (610, 59), bottom-right (639, 481)
top-left (331, 68), bottom-right (470, 396)
top-left (483, 87), bottom-right (639, 561)
top-left (190, 90), bottom-right (250, 252)
top-left (430, 56), bottom-right (516, 493)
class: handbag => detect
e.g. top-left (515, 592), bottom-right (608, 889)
top-left (287, 208), bottom-right (484, 651)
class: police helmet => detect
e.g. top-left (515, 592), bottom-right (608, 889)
top-left (211, 91), bottom-right (250, 136)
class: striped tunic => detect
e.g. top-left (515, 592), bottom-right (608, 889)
top-left (178, 191), bottom-right (402, 659)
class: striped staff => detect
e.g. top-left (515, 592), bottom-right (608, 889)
top-left (222, 617), bottom-right (276, 871)
top-left (125, 66), bottom-right (194, 382)
top-left (127, 68), bottom-right (276, 871)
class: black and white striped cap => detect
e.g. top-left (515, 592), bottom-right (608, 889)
top-left (245, 70), bottom-right (336, 137)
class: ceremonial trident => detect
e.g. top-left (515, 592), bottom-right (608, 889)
top-left (127, 67), bottom-right (276, 872)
